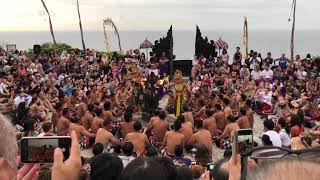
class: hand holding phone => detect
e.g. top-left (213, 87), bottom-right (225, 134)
top-left (21, 136), bottom-right (71, 163)
top-left (52, 131), bottom-right (81, 180)
top-left (233, 129), bottom-right (254, 155)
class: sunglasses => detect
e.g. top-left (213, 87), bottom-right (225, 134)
top-left (240, 146), bottom-right (320, 180)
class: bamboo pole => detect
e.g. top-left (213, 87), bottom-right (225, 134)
top-left (40, 0), bottom-right (57, 57)
top-left (290, 0), bottom-right (297, 61)
top-left (76, 0), bottom-right (86, 51)
top-left (242, 17), bottom-right (248, 59)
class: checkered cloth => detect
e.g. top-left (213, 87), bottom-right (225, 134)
top-left (80, 137), bottom-right (86, 150)
top-left (223, 138), bottom-right (232, 151)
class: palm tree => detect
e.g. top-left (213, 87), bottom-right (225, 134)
top-left (103, 18), bottom-right (122, 52)
top-left (76, 0), bottom-right (86, 51)
top-left (40, 0), bottom-right (57, 56)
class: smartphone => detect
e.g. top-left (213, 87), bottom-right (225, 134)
top-left (20, 136), bottom-right (71, 163)
top-left (207, 163), bottom-right (215, 170)
top-left (233, 129), bottom-right (253, 154)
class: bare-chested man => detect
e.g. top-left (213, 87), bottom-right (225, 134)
top-left (213, 104), bottom-right (226, 134)
top-left (218, 115), bottom-right (240, 140)
top-left (148, 110), bottom-right (160, 127)
top-left (51, 102), bottom-right (63, 132)
top-left (116, 85), bottom-right (127, 107)
top-left (95, 119), bottom-right (120, 149)
top-left (223, 98), bottom-right (233, 119)
top-left (189, 120), bottom-right (213, 153)
top-left (91, 108), bottom-right (104, 134)
top-left (119, 112), bottom-right (135, 138)
top-left (245, 100), bottom-right (254, 128)
top-left (163, 120), bottom-right (185, 155)
top-left (103, 101), bottom-right (115, 122)
top-left (124, 121), bottom-right (150, 154)
top-left (76, 96), bottom-right (88, 118)
top-left (182, 106), bottom-right (194, 125)
top-left (237, 107), bottom-right (251, 129)
top-left (81, 104), bottom-right (94, 130)
top-left (69, 116), bottom-right (95, 142)
top-left (57, 108), bottom-right (71, 136)
top-left (203, 109), bottom-right (218, 137)
top-left (177, 115), bottom-right (193, 142)
top-left (146, 111), bottom-right (170, 143)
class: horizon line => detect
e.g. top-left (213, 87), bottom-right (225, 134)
top-left (1, 28), bottom-right (320, 32)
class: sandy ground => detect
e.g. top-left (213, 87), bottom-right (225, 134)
top-left (81, 95), bottom-right (265, 160)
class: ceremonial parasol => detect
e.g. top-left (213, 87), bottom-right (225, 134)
top-left (139, 38), bottom-right (153, 61)
top-left (214, 38), bottom-right (228, 55)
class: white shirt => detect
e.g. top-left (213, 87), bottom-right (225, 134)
top-left (279, 129), bottom-right (291, 147)
top-left (240, 68), bottom-right (250, 77)
top-left (261, 69), bottom-right (273, 79)
top-left (264, 130), bottom-right (282, 147)
top-left (0, 83), bottom-right (7, 94)
top-left (295, 70), bottom-right (307, 80)
top-left (149, 69), bottom-right (159, 76)
top-left (118, 156), bottom-right (135, 168)
top-left (262, 91), bottom-right (272, 105)
top-left (228, 56), bottom-right (234, 65)
top-left (251, 70), bottom-right (262, 80)
top-left (249, 57), bottom-right (261, 70)
top-left (14, 94), bottom-right (32, 108)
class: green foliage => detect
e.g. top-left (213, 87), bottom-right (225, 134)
top-left (99, 51), bottom-right (126, 61)
top-left (41, 42), bottom-right (72, 53)
top-left (26, 42), bottom-right (73, 55)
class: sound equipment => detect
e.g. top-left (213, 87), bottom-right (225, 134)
top-left (33, 45), bottom-right (41, 54)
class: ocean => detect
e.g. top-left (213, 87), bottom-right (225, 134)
top-left (0, 30), bottom-right (319, 60)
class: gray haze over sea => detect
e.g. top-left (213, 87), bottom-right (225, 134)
top-left (0, 30), bottom-right (319, 59)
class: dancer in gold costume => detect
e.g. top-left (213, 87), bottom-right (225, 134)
top-left (173, 70), bottom-right (187, 117)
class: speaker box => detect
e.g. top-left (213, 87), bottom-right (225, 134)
top-left (33, 45), bottom-right (41, 54)
top-left (173, 60), bottom-right (192, 77)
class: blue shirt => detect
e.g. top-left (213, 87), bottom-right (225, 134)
top-left (63, 85), bottom-right (76, 96)
top-left (266, 58), bottom-right (274, 66)
top-left (173, 156), bottom-right (192, 166)
top-left (279, 58), bottom-right (287, 69)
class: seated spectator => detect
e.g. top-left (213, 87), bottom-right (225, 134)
top-left (120, 157), bottom-right (167, 180)
top-left (261, 65), bottom-right (273, 82)
top-left (263, 119), bottom-right (282, 147)
top-left (247, 159), bottom-right (320, 180)
top-left (211, 158), bottom-right (229, 180)
top-left (277, 118), bottom-right (291, 148)
top-left (118, 142), bottom-right (136, 167)
top-left (153, 157), bottom-right (177, 180)
top-left (92, 143), bottom-right (104, 156)
top-left (175, 166), bottom-right (193, 180)
top-left (290, 115), bottom-right (304, 138)
top-left (145, 145), bottom-right (158, 157)
top-left (195, 144), bottom-right (211, 168)
top-left (38, 121), bottom-right (54, 137)
top-left (90, 153), bottom-right (123, 180)
top-left (173, 145), bottom-right (192, 167)
top-left (262, 134), bottom-right (273, 146)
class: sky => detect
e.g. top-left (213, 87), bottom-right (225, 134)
top-left (0, 0), bottom-right (319, 31)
